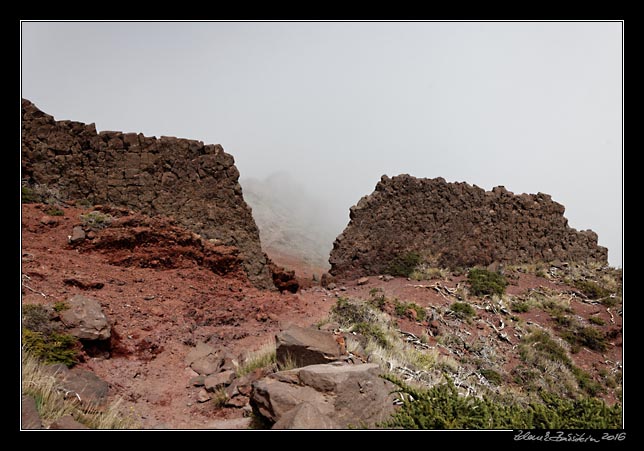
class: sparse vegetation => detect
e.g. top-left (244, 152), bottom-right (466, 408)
top-left (22, 186), bottom-right (41, 203)
top-left (510, 300), bottom-right (530, 313)
top-left (386, 252), bottom-right (422, 278)
top-left (210, 388), bottom-right (229, 408)
top-left (467, 268), bottom-right (507, 297)
top-left (45, 206), bottom-right (65, 216)
top-left (573, 279), bottom-right (610, 299)
top-left (560, 325), bottom-right (609, 353)
top-left (410, 265), bottom-right (449, 281)
top-left (53, 302), bottom-right (69, 312)
top-left (393, 300), bottom-right (427, 321)
top-left (80, 211), bottom-right (113, 231)
top-left (22, 352), bottom-right (137, 428)
top-left (480, 368), bottom-right (503, 385)
top-left (449, 301), bottom-right (475, 319)
top-left (382, 376), bottom-right (621, 429)
top-left (236, 340), bottom-right (276, 377)
top-left (516, 329), bottom-right (604, 397)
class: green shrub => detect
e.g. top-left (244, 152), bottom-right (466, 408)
top-left (450, 302), bottom-right (475, 319)
top-left (510, 301), bottom-right (530, 313)
top-left (331, 298), bottom-right (373, 326)
top-left (589, 316), bottom-right (605, 326)
top-left (480, 368), bottom-right (503, 385)
top-left (22, 186), bottom-right (41, 203)
top-left (467, 268), bottom-right (507, 297)
top-left (22, 328), bottom-right (79, 367)
top-left (574, 280), bottom-right (610, 299)
top-left (386, 252), bottom-right (422, 278)
top-left (393, 300), bottom-right (427, 321)
top-left (45, 207), bottom-right (65, 216)
top-left (381, 375), bottom-right (621, 429)
top-left (53, 302), bottom-right (69, 312)
top-left (600, 296), bottom-right (618, 307)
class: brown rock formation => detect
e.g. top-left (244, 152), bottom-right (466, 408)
top-left (330, 174), bottom-right (607, 279)
top-left (21, 98), bottom-right (273, 289)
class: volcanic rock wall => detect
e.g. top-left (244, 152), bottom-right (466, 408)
top-left (21, 98), bottom-right (273, 289)
top-left (330, 174), bottom-right (608, 279)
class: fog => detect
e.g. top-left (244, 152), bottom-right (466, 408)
top-left (21, 21), bottom-right (623, 267)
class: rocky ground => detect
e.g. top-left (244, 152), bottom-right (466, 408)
top-left (21, 203), bottom-right (622, 429)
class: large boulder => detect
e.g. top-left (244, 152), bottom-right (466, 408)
top-left (275, 325), bottom-right (345, 368)
top-left (59, 295), bottom-right (110, 341)
top-left (185, 342), bottom-right (222, 376)
top-left (251, 362), bottom-right (397, 429)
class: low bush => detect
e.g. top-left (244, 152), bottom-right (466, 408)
top-left (450, 302), bottom-right (475, 319)
top-left (574, 280), bottom-right (610, 299)
top-left (386, 252), bottom-right (422, 278)
top-left (382, 375), bottom-right (621, 429)
top-left (467, 268), bottom-right (507, 297)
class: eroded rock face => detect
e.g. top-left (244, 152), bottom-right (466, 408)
top-left (21, 98), bottom-right (273, 289)
top-left (330, 174), bottom-right (608, 278)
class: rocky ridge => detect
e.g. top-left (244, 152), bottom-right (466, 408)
top-left (330, 174), bottom-right (608, 279)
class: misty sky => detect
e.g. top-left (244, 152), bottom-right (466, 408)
top-left (21, 21), bottom-right (623, 267)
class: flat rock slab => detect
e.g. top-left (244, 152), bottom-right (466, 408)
top-left (275, 325), bottom-right (344, 368)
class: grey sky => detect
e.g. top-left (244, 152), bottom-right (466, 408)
top-left (21, 21), bottom-right (623, 267)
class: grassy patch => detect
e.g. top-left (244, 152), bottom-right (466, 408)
top-left (574, 280), bottom-right (610, 299)
top-left (517, 329), bottom-right (603, 397)
top-left (236, 341), bottom-right (276, 377)
top-left (353, 322), bottom-right (389, 349)
top-left (467, 268), bottom-right (507, 297)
